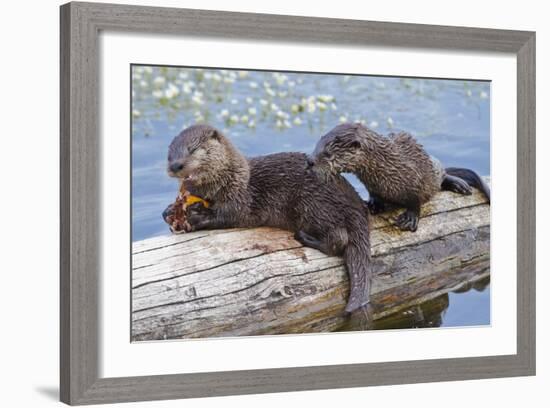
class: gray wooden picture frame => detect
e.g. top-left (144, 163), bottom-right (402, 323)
top-left (60, 1), bottom-right (536, 405)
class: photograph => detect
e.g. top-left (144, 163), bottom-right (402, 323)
top-left (130, 65), bottom-right (491, 341)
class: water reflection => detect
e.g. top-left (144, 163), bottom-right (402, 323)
top-left (341, 277), bottom-right (490, 331)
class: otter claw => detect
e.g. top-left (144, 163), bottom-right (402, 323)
top-left (395, 210), bottom-right (419, 232)
top-left (452, 181), bottom-right (472, 195)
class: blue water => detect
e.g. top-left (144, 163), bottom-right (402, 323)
top-left (131, 66), bottom-right (491, 329)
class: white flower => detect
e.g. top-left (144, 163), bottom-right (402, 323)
top-left (153, 76), bottom-right (166, 87)
top-left (369, 121), bottom-right (379, 128)
top-left (293, 117), bottom-right (302, 125)
top-left (387, 117), bottom-right (394, 127)
top-left (140, 80), bottom-right (148, 88)
top-left (241, 115), bottom-right (249, 123)
top-left (220, 109), bottom-right (229, 118)
top-left (143, 66), bottom-right (153, 74)
top-left (164, 84), bottom-right (180, 99)
top-left (270, 103), bottom-right (279, 111)
top-left (238, 71), bottom-right (249, 78)
top-left (192, 92), bottom-right (204, 105)
top-left (229, 115), bottom-right (239, 124)
top-left (291, 104), bottom-right (300, 114)
top-left (182, 81), bottom-right (194, 94)
top-left (339, 115), bottom-right (348, 123)
top-left (466, 89), bottom-right (473, 97)
top-left (273, 73), bottom-right (288, 85)
top-left (223, 77), bottom-right (235, 84)
top-left (248, 107), bottom-right (257, 116)
top-left (331, 103), bottom-right (338, 110)
top-left (480, 91), bottom-right (488, 99)
top-left (260, 99), bottom-right (268, 106)
top-left (249, 81), bottom-right (258, 89)
top-left (212, 73), bottom-right (222, 82)
top-left (132, 109), bottom-right (141, 118)
top-left (318, 95), bottom-right (334, 103)
top-left (307, 102), bottom-right (316, 113)
top-left (248, 120), bottom-right (256, 128)
top-left (246, 97), bottom-right (253, 104)
top-left (316, 101), bottom-right (327, 111)
top-left (278, 91), bottom-right (288, 98)
top-left (231, 99), bottom-right (238, 105)
top-left (276, 110), bottom-right (289, 119)
top-left (266, 88), bottom-right (276, 97)
top-left (178, 72), bottom-right (189, 79)
top-left (152, 90), bottom-right (163, 99)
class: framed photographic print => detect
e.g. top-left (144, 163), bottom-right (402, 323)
top-left (60, 1), bottom-right (535, 405)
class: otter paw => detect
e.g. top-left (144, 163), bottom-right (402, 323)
top-left (449, 179), bottom-right (472, 195)
top-left (187, 202), bottom-right (212, 217)
top-left (162, 203), bottom-right (176, 225)
top-left (395, 210), bottom-right (419, 232)
top-left (187, 211), bottom-right (216, 230)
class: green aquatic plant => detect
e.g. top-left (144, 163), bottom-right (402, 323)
top-left (131, 66), bottom-right (490, 139)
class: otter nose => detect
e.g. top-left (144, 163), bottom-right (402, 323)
top-left (169, 162), bottom-right (184, 173)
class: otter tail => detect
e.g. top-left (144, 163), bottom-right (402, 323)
top-left (445, 167), bottom-right (491, 202)
top-left (343, 228), bottom-right (372, 314)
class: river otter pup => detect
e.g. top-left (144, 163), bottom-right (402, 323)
top-left (309, 123), bottom-right (490, 232)
top-left (163, 124), bottom-right (372, 313)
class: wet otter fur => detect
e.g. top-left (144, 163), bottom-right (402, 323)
top-left (163, 124), bottom-right (372, 313)
top-left (310, 123), bottom-right (490, 232)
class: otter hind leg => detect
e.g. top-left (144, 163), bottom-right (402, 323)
top-left (294, 229), bottom-right (347, 256)
top-left (441, 174), bottom-right (472, 195)
top-left (294, 231), bottom-right (324, 251)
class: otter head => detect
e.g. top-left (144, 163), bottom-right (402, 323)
top-left (167, 124), bottom-right (246, 198)
top-left (309, 123), bottom-right (364, 178)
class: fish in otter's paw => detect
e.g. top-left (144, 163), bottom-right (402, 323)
top-left (162, 124), bottom-right (372, 313)
top-left (309, 122), bottom-right (490, 232)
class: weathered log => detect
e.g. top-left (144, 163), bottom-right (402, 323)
top-left (132, 180), bottom-right (490, 340)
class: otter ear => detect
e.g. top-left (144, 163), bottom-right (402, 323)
top-left (349, 140), bottom-right (361, 149)
top-left (208, 129), bottom-right (220, 140)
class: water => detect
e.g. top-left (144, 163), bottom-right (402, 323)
top-left (131, 65), bottom-right (491, 329)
